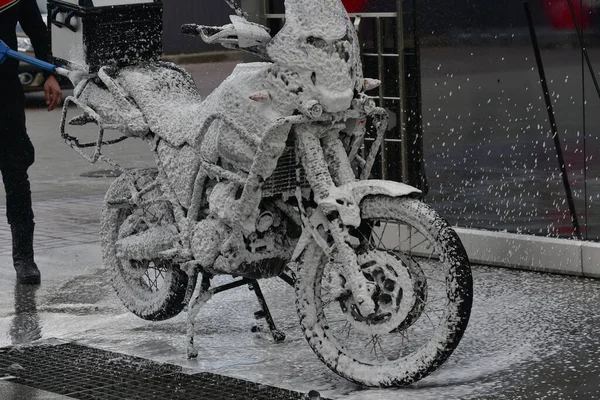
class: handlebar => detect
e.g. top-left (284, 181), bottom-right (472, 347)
top-left (181, 24), bottom-right (201, 36)
top-left (181, 23), bottom-right (227, 39)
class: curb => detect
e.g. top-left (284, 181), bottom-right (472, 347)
top-left (455, 228), bottom-right (600, 278)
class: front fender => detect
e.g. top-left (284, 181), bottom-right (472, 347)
top-left (317, 179), bottom-right (421, 228)
top-left (291, 180), bottom-right (421, 261)
top-left (350, 179), bottom-right (421, 204)
top-left (291, 179), bottom-right (421, 262)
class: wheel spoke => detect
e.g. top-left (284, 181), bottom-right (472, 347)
top-left (354, 229), bottom-right (372, 249)
top-left (408, 225), bottom-right (413, 255)
top-left (141, 203), bottom-right (159, 222)
top-left (367, 222), bottom-right (378, 248)
top-left (407, 237), bottom-right (429, 253)
top-left (423, 274), bottom-right (445, 284)
top-left (322, 297), bottom-right (336, 308)
top-left (398, 328), bottom-right (411, 355)
top-left (375, 221), bottom-right (388, 249)
top-left (366, 334), bottom-right (382, 359)
top-left (400, 329), bottom-right (406, 357)
top-left (131, 260), bottom-right (169, 293)
top-left (391, 226), bottom-right (414, 251)
top-left (341, 321), bottom-right (352, 338)
top-left (423, 310), bottom-right (437, 330)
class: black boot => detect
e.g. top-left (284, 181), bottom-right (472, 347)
top-left (11, 223), bottom-right (41, 285)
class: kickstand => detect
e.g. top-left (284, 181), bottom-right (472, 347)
top-left (248, 279), bottom-right (285, 342)
top-left (186, 273), bottom-right (213, 359)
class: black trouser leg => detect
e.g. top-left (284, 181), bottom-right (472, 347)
top-left (1, 106), bottom-right (39, 284)
top-left (2, 167), bottom-right (34, 227)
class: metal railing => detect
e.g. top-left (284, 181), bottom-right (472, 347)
top-left (259, 2), bottom-right (424, 189)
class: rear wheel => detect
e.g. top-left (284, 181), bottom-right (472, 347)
top-left (101, 168), bottom-right (188, 321)
top-left (295, 196), bottom-right (472, 387)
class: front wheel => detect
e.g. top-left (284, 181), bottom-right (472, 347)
top-left (295, 196), bottom-right (472, 387)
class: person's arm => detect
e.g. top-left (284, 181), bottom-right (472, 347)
top-left (19, 0), bottom-right (62, 111)
top-left (19, 0), bottom-right (49, 63)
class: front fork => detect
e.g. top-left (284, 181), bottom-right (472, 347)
top-left (295, 124), bottom-right (377, 317)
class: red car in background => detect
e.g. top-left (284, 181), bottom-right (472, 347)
top-left (545, 0), bottom-right (590, 30)
top-left (342, 0), bottom-right (368, 13)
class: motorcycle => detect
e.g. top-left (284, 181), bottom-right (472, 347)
top-left (4, 0), bottom-right (473, 387)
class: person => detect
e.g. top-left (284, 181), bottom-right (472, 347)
top-left (1, 0), bottom-right (62, 284)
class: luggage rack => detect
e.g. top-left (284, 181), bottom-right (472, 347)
top-left (60, 101), bottom-right (130, 170)
top-left (60, 98), bottom-right (129, 170)
top-left (59, 65), bottom-right (151, 172)
top-left (58, 61), bottom-right (196, 172)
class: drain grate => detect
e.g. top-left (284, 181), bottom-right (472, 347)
top-left (0, 343), bottom-right (324, 399)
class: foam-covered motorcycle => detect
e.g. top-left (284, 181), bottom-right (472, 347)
top-left (2, 0), bottom-right (472, 387)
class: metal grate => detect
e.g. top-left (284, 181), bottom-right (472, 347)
top-left (263, 147), bottom-right (309, 197)
top-left (0, 343), bottom-right (325, 399)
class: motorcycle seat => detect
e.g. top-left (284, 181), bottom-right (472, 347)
top-left (116, 64), bottom-right (205, 147)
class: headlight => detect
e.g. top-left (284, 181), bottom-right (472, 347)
top-left (17, 37), bottom-right (34, 52)
top-left (363, 98), bottom-right (377, 114)
top-left (300, 100), bottom-right (323, 119)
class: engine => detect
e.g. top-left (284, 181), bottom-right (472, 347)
top-left (191, 185), bottom-right (296, 278)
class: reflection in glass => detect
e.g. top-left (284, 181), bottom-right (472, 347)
top-left (419, 0), bottom-right (600, 238)
top-left (10, 284), bottom-right (41, 345)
